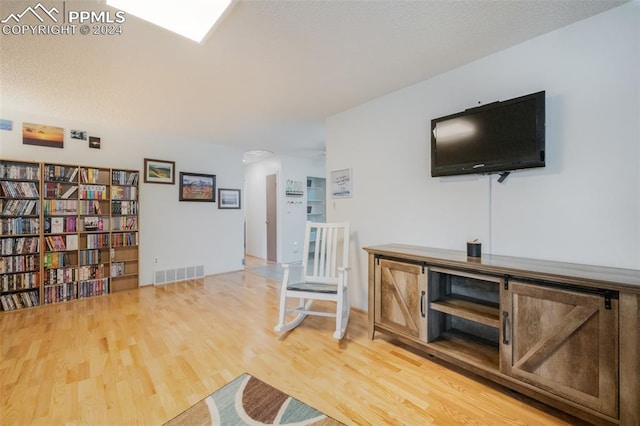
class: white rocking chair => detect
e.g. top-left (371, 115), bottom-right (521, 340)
top-left (274, 222), bottom-right (350, 339)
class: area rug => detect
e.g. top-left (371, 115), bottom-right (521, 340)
top-left (164, 373), bottom-right (343, 425)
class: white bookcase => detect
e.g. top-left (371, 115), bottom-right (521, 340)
top-left (306, 177), bottom-right (325, 223)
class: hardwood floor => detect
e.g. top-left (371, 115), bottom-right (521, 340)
top-left (1, 257), bottom-right (583, 425)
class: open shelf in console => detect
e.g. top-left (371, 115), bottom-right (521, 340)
top-left (430, 296), bottom-right (499, 328)
top-left (429, 329), bottom-right (499, 371)
top-left (427, 266), bottom-right (503, 372)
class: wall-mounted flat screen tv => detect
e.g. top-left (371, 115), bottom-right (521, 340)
top-left (431, 91), bottom-right (545, 177)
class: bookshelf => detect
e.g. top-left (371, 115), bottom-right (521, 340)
top-left (306, 177), bottom-right (326, 223)
top-left (1, 160), bottom-right (140, 311)
top-left (0, 160), bottom-right (41, 311)
top-left (77, 166), bottom-right (111, 300)
top-left (42, 162), bottom-right (80, 304)
top-left (110, 169), bottom-right (139, 292)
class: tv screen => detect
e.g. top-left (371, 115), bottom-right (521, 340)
top-left (431, 91), bottom-right (545, 177)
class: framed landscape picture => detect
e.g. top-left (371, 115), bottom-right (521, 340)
top-left (179, 172), bottom-right (216, 202)
top-left (218, 188), bottom-right (241, 209)
top-left (144, 158), bottom-right (175, 184)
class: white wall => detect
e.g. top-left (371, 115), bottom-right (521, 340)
top-left (0, 109), bottom-right (246, 285)
top-left (244, 155), bottom-right (324, 264)
top-left (326, 2), bottom-right (640, 310)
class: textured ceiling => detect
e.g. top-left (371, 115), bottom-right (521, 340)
top-left (0, 0), bottom-right (628, 158)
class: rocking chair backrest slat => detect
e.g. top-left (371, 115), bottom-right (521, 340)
top-left (318, 226), bottom-right (326, 278)
top-left (302, 221), bottom-right (349, 284)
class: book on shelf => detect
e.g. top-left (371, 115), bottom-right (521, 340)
top-left (86, 232), bottom-right (109, 248)
top-left (66, 234), bottom-right (78, 250)
top-left (79, 200), bottom-right (102, 215)
top-left (111, 186), bottom-right (123, 200)
top-left (0, 181), bottom-right (38, 198)
top-left (43, 252), bottom-right (69, 269)
top-left (1, 199), bottom-right (37, 216)
top-left (0, 163), bottom-right (39, 180)
top-left (10, 294), bottom-right (24, 309)
top-left (80, 184), bottom-right (107, 200)
top-left (83, 216), bottom-right (104, 231)
top-left (111, 170), bottom-right (139, 186)
top-left (43, 199), bottom-right (78, 215)
top-left (65, 216), bottom-right (76, 233)
top-left (0, 217), bottom-right (40, 235)
top-left (111, 261), bottom-right (125, 277)
top-left (45, 165), bottom-right (76, 182)
top-left (68, 167), bottom-right (78, 182)
top-left (127, 173), bottom-right (138, 185)
top-left (23, 182), bottom-right (39, 197)
top-left (45, 182), bottom-right (59, 198)
top-left (61, 185), bottom-right (78, 199)
top-left (92, 200), bottom-right (101, 214)
top-left (83, 216), bottom-right (98, 231)
top-left (45, 235), bottom-right (66, 251)
top-left (110, 216), bottom-right (137, 231)
top-left (79, 167), bottom-right (101, 184)
top-left (51, 217), bottom-right (64, 233)
top-left (126, 216), bottom-right (136, 230)
top-left (0, 296), bottom-right (12, 311)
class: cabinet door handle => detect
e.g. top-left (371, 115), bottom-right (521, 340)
top-left (420, 291), bottom-right (426, 318)
top-left (502, 311), bottom-right (510, 345)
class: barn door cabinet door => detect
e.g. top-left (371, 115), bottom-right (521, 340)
top-left (500, 280), bottom-right (618, 419)
top-left (374, 258), bottom-right (427, 340)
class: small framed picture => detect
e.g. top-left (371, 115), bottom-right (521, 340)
top-left (1, 119), bottom-right (14, 131)
top-left (144, 158), bottom-right (175, 184)
top-left (70, 129), bottom-right (87, 141)
top-left (89, 136), bottom-right (101, 149)
top-left (218, 188), bottom-right (241, 209)
top-left (330, 168), bottom-right (352, 198)
top-left (179, 172), bottom-right (216, 202)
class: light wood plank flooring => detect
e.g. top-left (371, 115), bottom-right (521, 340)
top-left (1, 257), bottom-right (583, 425)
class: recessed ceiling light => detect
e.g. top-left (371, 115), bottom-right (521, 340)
top-left (243, 150), bottom-right (275, 164)
top-left (107, 0), bottom-right (233, 43)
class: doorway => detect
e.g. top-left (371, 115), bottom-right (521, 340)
top-left (266, 174), bottom-right (277, 262)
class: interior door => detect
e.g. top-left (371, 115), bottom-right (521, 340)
top-left (266, 174), bottom-right (277, 262)
top-left (500, 280), bottom-right (618, 419)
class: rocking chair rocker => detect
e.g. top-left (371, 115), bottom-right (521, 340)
top-left (274, 222), bottom-right (350, 339)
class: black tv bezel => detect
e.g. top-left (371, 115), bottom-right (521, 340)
top-left (430, 91), bottom-right (546, 178)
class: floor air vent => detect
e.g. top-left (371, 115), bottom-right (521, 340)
top-left (154, 265), bottom-right (205, 285)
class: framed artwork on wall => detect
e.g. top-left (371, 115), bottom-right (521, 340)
top-left (330, 168), bottom-right (352, 198)
top-left (218, 188), bottom-right (241, 209)
top-left (144, 158), bottom-right (175, 184)
top-left (179, 172), bottom-right (216, 202)
top-left (1, 119), bottom-right (14, 131)
top-left (70, 129), bottom-right (87, 141)
top-left (88, 136), bottom-right (101, 149)
top-left (23, 122), bottom-right (64, 148)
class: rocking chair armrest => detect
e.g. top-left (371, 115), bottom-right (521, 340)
top-left (280, 264), bottom-right (293, 288)
top-left (281, 262), bottom-right (306, 285)
top-left (282, 262), bottom-right (303, 270)
top-left (337, 266), bottom-right (350, 290)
